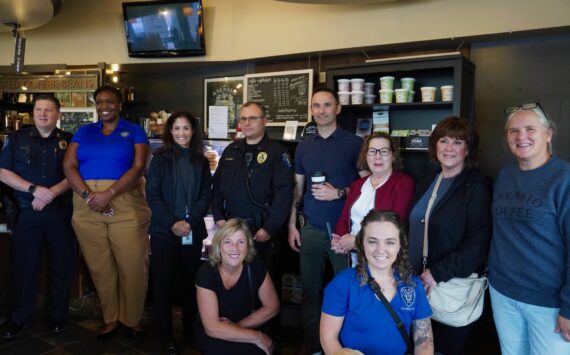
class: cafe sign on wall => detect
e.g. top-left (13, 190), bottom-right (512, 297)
top-left (0, 74), bottom-right (99, 93)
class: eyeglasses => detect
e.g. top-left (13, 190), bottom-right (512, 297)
top-left (366, 148), bottom-right (391, 157)
top-left (504, 103), bottom-right (545, 116)
top-left (239, 116), bottom-right (263, 123)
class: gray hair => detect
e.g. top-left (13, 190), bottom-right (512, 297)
top-left (505, 106), bottom-right (556, 154)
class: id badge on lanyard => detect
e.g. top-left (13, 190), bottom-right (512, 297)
top-left (181, 205), bottom-right (193, 245)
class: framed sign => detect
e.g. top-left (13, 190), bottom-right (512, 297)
top-left (204, 76), bottom-right (244, 133)
top-left (244, 69), bottom-right (313, 126)
top-left (57, 107), bottom-right (97, 134)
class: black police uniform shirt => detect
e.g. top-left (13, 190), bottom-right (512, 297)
top-left (0, 126), bottom-right (72, 210)
top-left (211, 134), bottom-right (293, 235)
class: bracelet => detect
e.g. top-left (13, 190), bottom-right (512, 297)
top-left (257, 331), bottom-right (263, 344)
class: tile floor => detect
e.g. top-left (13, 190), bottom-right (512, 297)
top-left (0, 298), bottom-right (500, 355)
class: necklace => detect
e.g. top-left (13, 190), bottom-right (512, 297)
top-left (375, 276), bottom-right (396, 293)
top-left (219, 264), bottom-right (243, 289)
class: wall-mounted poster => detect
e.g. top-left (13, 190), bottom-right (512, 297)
top-left (244, 69), bottom-right (313, 126)
top-left (57, 108), bottom-right (97, 134)
top-left (204, 76), bottom-right (244, 133)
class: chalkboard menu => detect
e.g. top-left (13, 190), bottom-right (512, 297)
top-left (244, 69), bottom-right (313, 126)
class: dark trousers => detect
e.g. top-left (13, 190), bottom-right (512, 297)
top-left (299, 224), bottom-right (349, 349)
top-left (10, 208), bottom-right (76, 324)
top-left (432, 319), bottom-right (476, 355)
top-left (150, 236), bottom-right (203, 339)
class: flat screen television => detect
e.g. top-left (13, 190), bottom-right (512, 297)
top-left (122, 0), bottom-right (205, 58)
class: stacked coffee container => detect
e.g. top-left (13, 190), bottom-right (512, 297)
top-left (337, 78), bottom-right (377, 105)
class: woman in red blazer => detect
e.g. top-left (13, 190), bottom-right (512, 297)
top-left (332, 132), bottom-right (414, 265)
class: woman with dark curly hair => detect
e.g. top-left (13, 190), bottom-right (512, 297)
top-left (321, 210), bottom-right (433, 355)
top-left (332, 132), bottom-right (414, 266)
top-left (146, 111), bottom-right (212, 354)
top-left (407, 116), bottom-right (492, 354)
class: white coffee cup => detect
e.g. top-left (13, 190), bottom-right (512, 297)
top-left (441, 85), bottom-right (454, 102)
top-left (420, 86), bottom-right (436, 102)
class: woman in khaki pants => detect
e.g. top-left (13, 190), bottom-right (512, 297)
top-left (63, 85), bottom-right (150, 341)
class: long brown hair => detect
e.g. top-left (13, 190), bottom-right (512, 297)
top-left (156, 111), bottom-right (203, 159)
top-left (355, 209), bottom-right (413, 286)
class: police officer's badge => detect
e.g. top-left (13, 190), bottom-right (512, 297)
top-left (282, 152), bottom-right (292, 168)
top-left (58, 140), bottom-right (67, 150)
top-left (121, 131), bottom-right (130, 137)
top-left (257, 152), bottom-right (267, 164)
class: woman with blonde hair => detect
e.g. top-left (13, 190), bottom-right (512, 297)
top-left (195, 218), bottom-right (279, 354)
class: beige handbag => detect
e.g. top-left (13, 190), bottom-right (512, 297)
top-left (422, 174), bottom-right (487, 327)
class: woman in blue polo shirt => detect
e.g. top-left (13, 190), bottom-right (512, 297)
top-left (321, 210), bottom-right (434, 355)
top-left (63, 85), bottom-right (151, 341)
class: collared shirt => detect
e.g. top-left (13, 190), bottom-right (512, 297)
top-left (72, 118), bottom-right (149, 180)
top-left (0, 126), bottom-right (72, 209)
top-left (294, 127), bottom-right (362, 230)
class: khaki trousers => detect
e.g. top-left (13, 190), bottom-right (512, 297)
top-left (72, 179), bottom-right (150, 327)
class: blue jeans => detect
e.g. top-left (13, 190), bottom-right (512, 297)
top-left (490, 284), bottom-right (570, 355)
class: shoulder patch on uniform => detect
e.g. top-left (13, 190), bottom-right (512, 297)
top-left (281, 152), bottom-right (292, 168)
top-left (257, 152), bottom-right (268, 164)
top-left (120, 131), bottom-right (130, 137)
top-left (58, 140), bottom-right (67, 150)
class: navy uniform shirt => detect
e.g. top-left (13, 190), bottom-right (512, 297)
top-left (212, 134), bottom-right (294, 235)
top-left (0, 126), bottom-right (73, 210)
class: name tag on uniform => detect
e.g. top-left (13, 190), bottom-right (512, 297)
top-left (181, 231), bottom-right (193, 245)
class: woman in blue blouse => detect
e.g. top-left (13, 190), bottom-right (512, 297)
top-left (321, 210), bottom-right (434, 355)
top-left (63, 85), bottom-right (151, 341)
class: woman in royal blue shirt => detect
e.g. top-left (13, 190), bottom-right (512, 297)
top-left (63, 85), bottom-right (150, 341)
top-left (321, 210), bottom-right (433, 355)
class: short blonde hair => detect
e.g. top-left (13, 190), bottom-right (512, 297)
top-left (208, 218), bottom-right (256, 266)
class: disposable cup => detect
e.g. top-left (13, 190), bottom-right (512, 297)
top-left (363, 82), bottom-right (375, 95)
top-left (441, 85), bottom-right (454, 102)
top-left (395, 89), bottom-right (409, 103)
top-left (420, 86), bottom-right (436, 102)
top-left (337, 79), bottom-right (350, 92)
top-left (401, 77), bottom-right (415, 91)
top-left (364, 94), bottom-right (376, 104)
top-left (379, 89), bottom-right (394, 104)
top-left (351, 91), bottom-right (364, 105)
top-left (408, 90), bottom-right (415, 103)
top-left (379, 76), bottom-right (395, 91)
top-left (338, 91), bottom-right (351, 105)
top-left (350, 78), bottom-right (365, 92)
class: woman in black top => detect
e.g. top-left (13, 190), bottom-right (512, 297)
top-left (407, 116), bottom-right (492, 355)
top-left (146, 111), bottom-right (212, 354)
top-left (196, 218), bottom-right (279, 355)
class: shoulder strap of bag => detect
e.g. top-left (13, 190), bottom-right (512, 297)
top-left (368, 278), bottom-right (411, 353)
top-left (422, 173), bottom-right (444, 272)
top-left (247, 263), bottom-right (255, 313)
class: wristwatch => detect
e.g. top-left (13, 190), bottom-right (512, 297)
top-left (28, 184), bottom-right (37, 194)
top-left (81, 190), bottom-right (91, 200)
top-left (337, 188), bottom-right (346, 199)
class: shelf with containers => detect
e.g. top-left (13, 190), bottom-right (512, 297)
top-left (325, 53), bottom-right (475, 180)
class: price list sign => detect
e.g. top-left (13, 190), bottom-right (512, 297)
top-left (245, 69), bottom-right (313, 126)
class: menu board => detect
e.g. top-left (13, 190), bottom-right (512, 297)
top-left (244, 69), bottom-right (313, 126)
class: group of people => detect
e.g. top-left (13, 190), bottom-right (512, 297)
top-left (0, 84), bottom-right (568, 355)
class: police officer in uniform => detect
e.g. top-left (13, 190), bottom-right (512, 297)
top-left (212, 101), bottom-right (293, 261)
top-left (0, 95), bottom-right (75, 339)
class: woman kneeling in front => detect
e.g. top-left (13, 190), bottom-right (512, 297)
top-left (195, 218), bottom-right (279, 355)
top-left (321, 210), bottom-right (434, 355)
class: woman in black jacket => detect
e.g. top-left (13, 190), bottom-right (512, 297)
top-left (407, 116), bottom-right (492, 355)
top-left (146, 111), bottom-right (212, 355)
